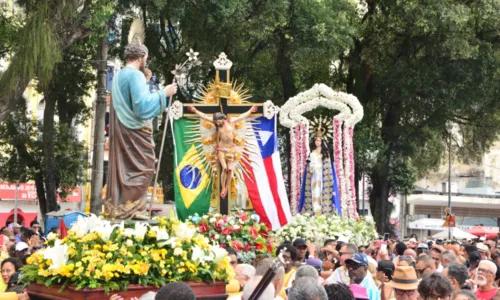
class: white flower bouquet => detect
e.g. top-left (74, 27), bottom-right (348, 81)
top-left (272, 214), bottom-right (377, 247)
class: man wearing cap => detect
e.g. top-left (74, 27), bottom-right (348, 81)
top-left (14, 242), bottom-right (29, 259)
top-left (325, 243), bottom-right (358, 285)
top-left (407, 238), bottom-right (418, 250)
top-left (345, 252), bottom-right (380, 300)
top-left (476, 243), bottom-right (489, 260)
top-left (416, 243), bottom-right (429, 256)
top-left (385, 266), bottom-right (419, 300)
top-left (293, 238), bottom-right (309, 263)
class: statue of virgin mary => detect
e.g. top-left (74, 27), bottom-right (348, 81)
top-left (298, 127), bottom-right (341, 216)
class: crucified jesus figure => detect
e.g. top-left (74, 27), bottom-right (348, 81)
top-left (188, 105), bottom-right (257, 198)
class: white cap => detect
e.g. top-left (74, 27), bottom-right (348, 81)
top-left (476, 243), bottom-right (488, 252)
top-left (337, 236), bottom-right (349, 243)
top-left (409, 238), bottom-right (417, 243)
top-left (15, 242), bottom-right (29, 251)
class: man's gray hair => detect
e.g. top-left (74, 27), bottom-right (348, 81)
top-left (440, 250), bottom-right (457, 265)
top-left (237, 264), bottom-right (256, 279)
top-left (288, 277), bottom-right (327, 300)
top-left (242, 276), bottom-right (275, 300)
top-left (295, 265), bottom-right (319, 281)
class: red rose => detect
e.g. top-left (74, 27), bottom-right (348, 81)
top-left (249, 226), bottom-right (258, 239)
top-left (239, 213), bottom-right (249, 222)
top-left (230, 241), bottom-right (243, 251)
top-left (222, 215), bottom-right (228, 222)
top-left (222, 227), bottom-right (232, 236)
top-left (215, 220), bottom-right (224, 231)
top-left (199, 222), bottom-right (210, 233)
top-left (243, 243), bottom-right (251, 252)
top-left (255, 242), bottom-right (264, 251)
top-left (267, 243), bottom-right (273, 254)
top-left (259, 228), bottom-right (269, 239)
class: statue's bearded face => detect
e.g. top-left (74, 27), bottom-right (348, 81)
top-left (215, 120), bottom-right (224, 127)
top-left (139, 54), bottom-right (148, 73)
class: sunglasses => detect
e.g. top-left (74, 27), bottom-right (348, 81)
top-left (395, 289), bottom-right (416, 296)
top-left (416, 266), bottom-right (430, 275)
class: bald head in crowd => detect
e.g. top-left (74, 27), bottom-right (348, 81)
top-left (403, 248), bottom-right (417, 260)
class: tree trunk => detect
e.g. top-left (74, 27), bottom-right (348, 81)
top-left (276, 31), bottom-right (297, 104)
top-left (90, 36), bottom-right (109, 214)
top-left (42, 88), bottom-right (59, 214)
top-left (35, 172), bottom-right (48, 218)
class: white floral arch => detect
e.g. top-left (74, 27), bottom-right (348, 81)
top-left (279, 84), bottom-right (363, 219)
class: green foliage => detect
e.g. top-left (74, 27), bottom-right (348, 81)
top-left (0, 1), bottom-right (62, 93)
top-left (350, 0), bottom-right (500, 232)
top-left (0, 111), bottom-right (88, 199)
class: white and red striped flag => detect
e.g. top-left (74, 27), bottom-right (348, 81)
top-left (243, 116), bottom-right (292, 230)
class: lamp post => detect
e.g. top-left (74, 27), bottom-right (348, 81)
top-left (448, 131), bottom-right (452, 240)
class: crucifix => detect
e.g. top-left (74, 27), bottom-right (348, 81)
top-left (182, 53), bottom-right (262, 214)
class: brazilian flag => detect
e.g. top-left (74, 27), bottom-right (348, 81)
top-left (173, 118), bottom-right (212, 220)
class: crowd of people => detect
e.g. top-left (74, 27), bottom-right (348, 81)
top-left (224, 234), bottom-right (500, 300)
top-left (2, 218), bottom-right (500, 300)
top-left (0, 220), bottom-right (48, 299)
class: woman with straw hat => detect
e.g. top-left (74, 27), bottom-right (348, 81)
top-left (385, 266), bottom-right (419, 300)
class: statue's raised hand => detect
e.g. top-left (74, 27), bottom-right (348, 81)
top-left (165, 83), bottom-right (178, 97)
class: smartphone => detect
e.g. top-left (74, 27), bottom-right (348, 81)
top-left (383, 233), bottom-right (389, 241)
top-left (380, 244), bottom-right (387, 252)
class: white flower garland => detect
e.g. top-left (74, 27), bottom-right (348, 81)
top-left (333, 118), bottom-right (348, 215)
top-left (290, 125), bottom-right (298, 215)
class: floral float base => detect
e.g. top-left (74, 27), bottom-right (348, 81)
top-left (27, 281), bottom-right (227, 300)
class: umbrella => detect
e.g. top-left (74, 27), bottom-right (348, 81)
top-left (432, 227), bottom-right (477, 239)
top-left (466, 226), bottom-right (499, 239)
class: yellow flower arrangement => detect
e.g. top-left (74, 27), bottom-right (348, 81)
top-left (22, 215), bottom-right (233, 293)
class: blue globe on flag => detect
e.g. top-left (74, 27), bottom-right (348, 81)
top-left (179, 165), bottom-right (202, 189)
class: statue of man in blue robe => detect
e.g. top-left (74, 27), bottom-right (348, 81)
top-left (105, 43), bottom-right (177, 219)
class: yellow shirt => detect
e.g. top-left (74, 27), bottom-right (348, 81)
top-left (279, 268), bottom-right (296, 299)
top-left (0, 292), bottom-right (18, 300)
top-left (0, 280), bottom-right (7, 293)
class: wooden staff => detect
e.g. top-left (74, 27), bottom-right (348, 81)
top-left (248, 249), bottom-right (286, 300)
